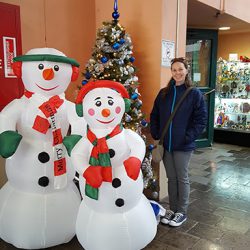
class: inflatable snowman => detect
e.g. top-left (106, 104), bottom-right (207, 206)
top-left (70, 80), bottom-right (157, 250)
top-left (0, 48), bottom-right (84, 249)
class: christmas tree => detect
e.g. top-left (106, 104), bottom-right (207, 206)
top-left (81, 0), bottom-right (158, 199)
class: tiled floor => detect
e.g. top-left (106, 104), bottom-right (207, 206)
top-left (1, 143), bottom-right (250, 250)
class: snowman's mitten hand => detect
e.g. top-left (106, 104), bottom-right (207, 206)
top-left (63, 135), bottom-right (82, 156)
top-left (123, 157), bottom-right (141, 180)
top-left (83, 166), bottom-right (103, 188)
top-left (0, 130), bottom-right (22, 158)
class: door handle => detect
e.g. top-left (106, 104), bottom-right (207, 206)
top-left (204, 89), bottom-right (215, 96)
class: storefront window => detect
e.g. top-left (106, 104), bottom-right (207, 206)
top-left (186, 39), bottom-right (211, 88)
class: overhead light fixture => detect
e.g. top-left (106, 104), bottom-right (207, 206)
top-left (219, 27), bottom-right (231, 30)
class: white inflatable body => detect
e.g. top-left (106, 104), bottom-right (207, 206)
top-left (0, 48), bottom-right (84, 249)
top-left (72, 83), bottom-right (157, 250)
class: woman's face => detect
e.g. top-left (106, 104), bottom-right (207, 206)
top-left (171, 61), bottom-right (188, 85)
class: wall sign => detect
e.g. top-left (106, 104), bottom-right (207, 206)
top-left (3, 36), bottom-right (17, 78)
top-left (161, 40), bottom-right (175, 67)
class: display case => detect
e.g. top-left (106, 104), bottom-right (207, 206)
top-left (214, 59), bottom-right (250, 146)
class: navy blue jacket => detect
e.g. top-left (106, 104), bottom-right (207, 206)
top-left (150, 83), bottom-right (207, 152)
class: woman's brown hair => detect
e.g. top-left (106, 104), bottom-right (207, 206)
top-left (162, 57), bottom-right (192, 97)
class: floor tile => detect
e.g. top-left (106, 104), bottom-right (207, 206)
top-left (218, 231), bottom-right (250, 250)
top-left (216, 216), bottom-right (249, 234)
top-left (188, 207), bottom-right (223, 226)
top-left (187, 222), bottom-right (224, 243)
top-left (157, 230), bottom-right (200, 249)
top-left (188, 199), bottom-right (218, 213)
top-left (213, 207), bottom-right (250, 222)
top-left (1, 143), bottom-right (250, 250)
top-left (191, 239), bottom-right (231, 250)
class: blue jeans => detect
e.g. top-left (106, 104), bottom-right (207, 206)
top-left (163, 151), bottom-right (192, 214)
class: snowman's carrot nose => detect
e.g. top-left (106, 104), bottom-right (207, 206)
top-left (102, 108), bottom-right (110, 117)
top-left (43, 68), bottom-right (54, 80)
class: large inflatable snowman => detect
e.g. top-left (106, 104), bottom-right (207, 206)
top-left (70, 80), bottom-right (157, 250)
top-left (0, 48), bottom-right (84, 249)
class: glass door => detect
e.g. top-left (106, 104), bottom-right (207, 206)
top-left (186, 29), bottom-right (218, 147)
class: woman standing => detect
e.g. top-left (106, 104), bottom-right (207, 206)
top-left (150, 57), bottom-right (207, 227)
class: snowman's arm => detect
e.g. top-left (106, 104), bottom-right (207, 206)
top-left (0, 98), bottom-right (25, 158)
top-left (124, 129), bottom-right (146, 162)
top-left (70, 137), bottom-right (90, 176)
top-left (123, 129), bottom-right (146, 181)
top-left (65, 100), bottom-right (87, 137)
top-left (0, 97), bottom-right (25, 133)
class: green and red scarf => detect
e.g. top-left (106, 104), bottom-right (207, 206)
top-left (85, 124), bottom-right (123, 200)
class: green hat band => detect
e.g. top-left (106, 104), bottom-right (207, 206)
top-left (13, 54), bottom-right (80, 67)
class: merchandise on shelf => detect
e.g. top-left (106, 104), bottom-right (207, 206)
top-left (214, 58), bottom-right (250, 132)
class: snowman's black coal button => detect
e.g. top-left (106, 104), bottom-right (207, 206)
top-left (38, 176), bottom-right (49, 187)
top-left (109, 149), bottom-right (115, 158)
top-left (112, 178), bottom-right (121, 188)
top-left (115, 198), bottom-right (124, 207)
top-left (38, 152), bottom-right (50, 163)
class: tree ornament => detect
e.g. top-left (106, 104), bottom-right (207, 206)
top-left (85, 71), bottom-right (91, 79)
top-left (148, 144), bottom-right (155, 151)
top-left (112, 0), bottom-right (120, 20)
top-left (112, 12), bottom-right (120, 20)
top-left (101, 56), bottom-right (108, 63)
top-left (82, 79), bottom-right (88, 85)
top-left (112, 43), bottom-right (120, 50)
top-left (119, 38), bottom-right (125, 44)
top-left (134, 99), bottom-right (142, 108)
top-left (131, 92), bottom-right (139, 100)
top-left (128, 66), bottom-right (134, 74)
top-left (125, 113), bottom-right (132, 122)
top-left (141, 119), bottom-right (148, 127)
top-left (130, 57), bottom-right (135, 63)
top-left (152, 191), bottom-right (159, 200)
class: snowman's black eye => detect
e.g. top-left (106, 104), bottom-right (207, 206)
top-left (54, 65), bottom-right (59, 71)
top-left (95, 100), bottom-right (102, 107)
top-left (108, 100), bottom-right (114, 106)
top-left (38, 64), bottom-right (44, 70)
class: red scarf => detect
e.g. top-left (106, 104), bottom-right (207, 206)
top-left (32, 95), bottom-right (67, 189)
top-left (85, 124), bottom-right (123, 200)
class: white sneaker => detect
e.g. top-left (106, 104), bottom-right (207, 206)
top-left (169, 213), bottom-right (187, 227)
top-left (160, 210), bottom-right (175, 225)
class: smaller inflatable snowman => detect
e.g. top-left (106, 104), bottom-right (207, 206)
top-left (70, 80), bottom-right (157, 250)
top-left (0, 48), bottom-right (84, 249)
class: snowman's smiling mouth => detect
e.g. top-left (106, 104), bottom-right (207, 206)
top-left (96, 118), bottom-right (115, 124)
top-left (36, 84), bottom-right (59, 91)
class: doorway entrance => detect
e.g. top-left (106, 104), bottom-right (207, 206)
top-left (186, 29), bottom-right (218, 147)
top-left (0, 2), bottom-right (23, 111)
